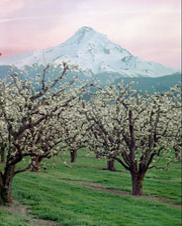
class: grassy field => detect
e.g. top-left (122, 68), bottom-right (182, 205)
top-left (0, 150), bottom-right (181, 226)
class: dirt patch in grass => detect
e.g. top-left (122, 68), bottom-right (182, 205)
top-left (59, 178), bottom-right (181, 209)
top-left (0, 201), bottom-right (61, 226)
top-left (82, 182), bottom-right (181, 209)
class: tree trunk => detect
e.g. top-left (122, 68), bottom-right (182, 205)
top-left (131, 172), bottom-right (144, 195)
top-left (103, 159), bottom-right (116, 171)
top-left (0, 145), bottom-right (5, 163)
top-left (174, 147), bottom-right (180, 161)
top-left (70, 150), bottom-right (77, 163)
top-left (31, 156), bottom-right (43, 172)
top-left (107, 159), bottom-right (116, 171)
top-left (0, 165), bottom-right (15, 204)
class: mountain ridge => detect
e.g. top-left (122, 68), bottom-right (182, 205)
top-left (0, 26), bottom-right (180, 78)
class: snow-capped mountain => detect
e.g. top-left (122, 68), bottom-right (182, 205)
top-left (0, 26), bottom-right (179, 77)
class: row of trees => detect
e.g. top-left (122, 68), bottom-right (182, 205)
top-left (80, 83), bottom-right (181, 195)
top-left (0, 65), bottom-right (181, 204)
top-left (0, 64), bottom-right (91, 204)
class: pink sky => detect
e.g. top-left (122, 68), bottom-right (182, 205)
top-left (0, 0), bottom-right (181, 69)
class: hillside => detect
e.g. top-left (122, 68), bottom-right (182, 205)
top-left (114, 72), bottom-right (181, 93)
top-left (0, 65), bottom-right (181, 95)
top-left (0, 150), bottom-right (181, 226)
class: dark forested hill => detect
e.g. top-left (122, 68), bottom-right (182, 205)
top-left (114, 72), bottom-right (181, 93)
top-left (0, 65), bottom-right (181, 94)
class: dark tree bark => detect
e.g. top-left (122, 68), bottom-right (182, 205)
top-left (114, 157), bottom-right (145, 195)
top-left (0, 145), bottom-right (5, 163)
top-left (131, 172), bottom-right (144, 195)
top-left (0, 165), bottom-right (15, 204)
top-left (70, 150), bottom-right (77, 163)
top-left (31, 156), bottom-right (43, 172)
top-left (102, 159), bottom-right (116, 171)
top-left (107, 159), bottom-right (116, 171)
top-left (174, 147), bottom-right (180, 161)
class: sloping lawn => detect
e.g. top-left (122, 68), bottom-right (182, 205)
top-left (0, 150), bottom-right (181, 226)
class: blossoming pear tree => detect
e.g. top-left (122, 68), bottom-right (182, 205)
top-left (59, 105), bottom-right (89, 163)
top-left (0, 63), bottom-right (89, 204)
top-left (82, 82), bottom-right (181, 195)
top-left (0, 119), bottom-right (7, 163)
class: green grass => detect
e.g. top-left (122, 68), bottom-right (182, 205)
top-left (0, 150), bottom-right (181, 226)
top-left (0, 210), bottom-right (29, 226)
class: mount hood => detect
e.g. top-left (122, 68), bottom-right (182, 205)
top-left (0, 26), bottom-right (179, 77)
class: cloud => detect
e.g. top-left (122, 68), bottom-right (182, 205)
top-left (0, 15), bottom-right (63, 24)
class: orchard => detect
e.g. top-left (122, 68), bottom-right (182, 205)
top-left (0, 66), bottom-right (181, 204)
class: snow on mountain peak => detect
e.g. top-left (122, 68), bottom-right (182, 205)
top-left (75, 26), bottom-right (106, 39)
top-left (77, 26), bottom-right (95, 34)
top-left (63, 26), bottom-right (108, 46)
top-left (0, 26), bottom-right (179, 77)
